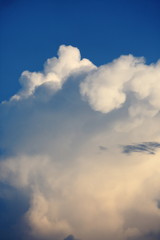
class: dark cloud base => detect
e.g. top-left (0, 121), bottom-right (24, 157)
top-left (130, 232), bottom-right (160, 240)
top-left (64, 235), bottom-right (79, 240)
top-left (0, 183), bottom-right (30, 240)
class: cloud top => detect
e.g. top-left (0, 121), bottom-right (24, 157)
top-left (11, 45), bottom-right (95, 100)
top-left (80, 55), bottom-right (160, 115)
top-left (8, 45), bottom-right (160, 122)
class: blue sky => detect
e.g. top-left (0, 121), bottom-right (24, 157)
top-left (0, 0), bottom-right (160, 101)
top-left (1, 1), bottom-right (160, 240)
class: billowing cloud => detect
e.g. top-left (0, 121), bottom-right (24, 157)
top-left (1, 45), bottom-right (160, 240)
top-left (80, 55), bottom-right (160, 116)
top-left (11, 45), bottom-right (95, 101)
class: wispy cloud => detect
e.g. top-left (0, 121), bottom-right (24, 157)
top-left (122, 142), bottom-right (160, 155)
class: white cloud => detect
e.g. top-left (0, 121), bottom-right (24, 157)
top-left (1, 45), bottom-right (160, 240)
top-left (11, 45), bottom-right (95, 100)
top-left (80, 55), bottom-right (160, 118)
top-left (80, 55), bottom-right (138, 113)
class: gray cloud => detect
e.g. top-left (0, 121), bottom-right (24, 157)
top-left (99, 146), bottom-right (107, 151)
top-left (122, 142), bottom-right (160, 155)
top-left (64, 235), bottom-right (79, 240)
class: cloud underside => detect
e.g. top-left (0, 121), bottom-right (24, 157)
top-left (1, 45), bottom-right (160, 240)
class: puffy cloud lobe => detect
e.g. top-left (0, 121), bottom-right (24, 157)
top-left (80, 55), bottom-right (137, 113)
top-left (80, 55), bottom-right (160, 116)
top-left (130, 61), bottom-right (160, 107)
top-left (11, 45), bottom-right (95, 100)
top-left (1, 152), bottom-right (160, 240)
top-left (1, 45), bottom-right (160, 240)
top-left (10, 45), bottom-right (160, 120)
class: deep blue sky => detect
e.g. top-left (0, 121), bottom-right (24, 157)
top-left (0, 0), bottom-right (160, 102)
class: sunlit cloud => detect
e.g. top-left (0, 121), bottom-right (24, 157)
top-left (1, 45), bottom-right (160, 240)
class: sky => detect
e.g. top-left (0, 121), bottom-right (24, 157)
top-left (0, 0), bottom-right (160, 240)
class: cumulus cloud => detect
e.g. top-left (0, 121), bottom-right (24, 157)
top-left (11, 45), bottom-right (95, 100)
top-left (1, 45), bottom-right (160, 240)
top-left (80, 55), bottom-right (160, 117)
